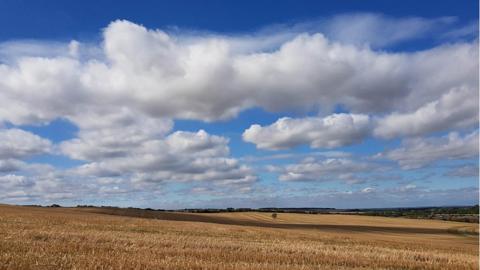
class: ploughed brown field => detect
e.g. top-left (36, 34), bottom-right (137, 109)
top-left (0, 205), bottom-right (478, 270)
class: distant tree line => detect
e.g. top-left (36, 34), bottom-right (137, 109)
top-left (356, 205), bottom-right (479, 223)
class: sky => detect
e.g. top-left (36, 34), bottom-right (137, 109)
top-left (0, 0), bottom-right (478, 209)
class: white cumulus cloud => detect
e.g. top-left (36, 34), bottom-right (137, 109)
top-left (374, 86), bottom-right (478, 138)
top-left (0, 129), bottom-right (51, 159)
top-left (0, 19), bottom-right (476, 126)
top-left (272, 157), bottom-right (374, 183)
top-left (243, 113), bottom-right (370, 150)
top-left (383, 131), bottom-right (479, 169)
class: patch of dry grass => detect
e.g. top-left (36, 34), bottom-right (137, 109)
top-left (0, 205), bottom-right (478, 269)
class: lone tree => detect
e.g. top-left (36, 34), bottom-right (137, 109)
top-left (271, 212), bottom-right (277, 219)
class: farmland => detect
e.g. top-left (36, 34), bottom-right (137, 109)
top-left (0, 205), bottom-right (478, 270)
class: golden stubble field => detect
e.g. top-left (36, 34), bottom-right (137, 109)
top-left (0, 205), bottom-right (478, 270)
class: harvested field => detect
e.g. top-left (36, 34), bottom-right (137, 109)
top-left (0, 205), bottom-right (478, 269)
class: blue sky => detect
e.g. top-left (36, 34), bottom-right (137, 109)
top-left (0, 1), bottom-right (478, 209)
